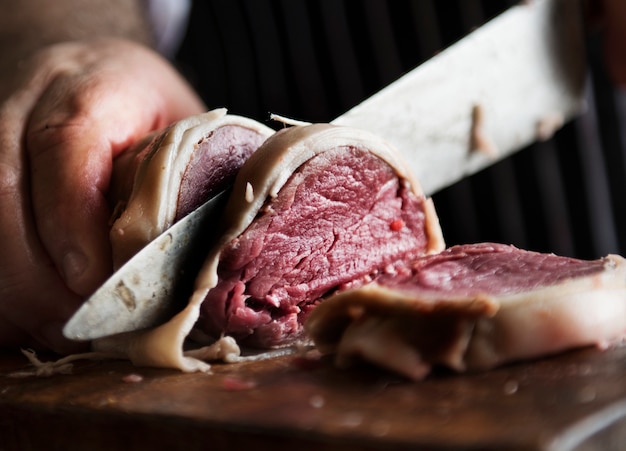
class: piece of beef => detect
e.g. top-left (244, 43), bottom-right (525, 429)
top-left (108, 109), bottom-right (274, 268)
top-left (88, 110), bottom-right (273, 373)
top-left (192, 123), bottom-right (445, 348)
top-left (305, 243), bottom-right (626, 380)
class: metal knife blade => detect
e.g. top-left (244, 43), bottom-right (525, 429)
top-left (63, 191), bottom-right (229, 341)
top-left (331, 0), bottom-right (586, 196)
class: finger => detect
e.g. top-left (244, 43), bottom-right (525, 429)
top-left (0, 92), bottom-right (85, 353)
top-left (27, 122), bottom-right (114, 298)
top-left (26, 75), bottom-right (140, 296)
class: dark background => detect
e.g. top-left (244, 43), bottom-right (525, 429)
top-left (175, 0), bottom-right (624, 260)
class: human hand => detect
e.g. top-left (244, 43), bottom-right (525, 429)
top-left (0, 38), bottom-right (205, 353)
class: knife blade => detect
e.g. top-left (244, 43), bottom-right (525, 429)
top-left (63, 0), bottom-right (586, 341)
top-left (331, 0), bottom-right (585, 196)
top-left (63, 191), bottom-right (229, 340)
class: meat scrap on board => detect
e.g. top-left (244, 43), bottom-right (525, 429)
top-left (305, 242), bottom-right (626, 380)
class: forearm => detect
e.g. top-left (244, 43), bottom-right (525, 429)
top-left (0, 0), bottom-right (153, 76)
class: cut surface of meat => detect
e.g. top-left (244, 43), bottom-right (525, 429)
top-left (194, 124), bottom-right (445, 348)
top-left (175, 125), bottom-right (265, 220)
top-left (305, 243), bottom-right (626, 380)
top-left (108, 109), bottom-right (273, 268)
top-left (376, 242), bottom-right (608, 296)
top-left (201, 147), bottom-right (432, 346)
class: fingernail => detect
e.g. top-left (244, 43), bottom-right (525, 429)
top-left (62, 249), bottom-right (88, 284)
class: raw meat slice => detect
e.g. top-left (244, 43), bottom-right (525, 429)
top-left (305, 243), bottom-right (626, 380)
top-left (108, 108), bottom-right (274, 268)
top-left (192, 123), bottom-right (445, 348)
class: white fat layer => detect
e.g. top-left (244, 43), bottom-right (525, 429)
top-left (93, 289), bottom-right (242, 372)
top-left (269, 113), bottom-right (312, 127)
top-left (335, 316), bottom-right (434, 381)
top-left (466, 285), bottom-right (626, 370)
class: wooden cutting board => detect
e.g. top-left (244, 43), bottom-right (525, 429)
top-left (0, 344), bottom-right (625, 451)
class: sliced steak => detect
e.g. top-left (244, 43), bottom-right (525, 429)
top-left (305, 243), bottom-right (626, 380)
top-left (192, 123), bottom-right (445, 348)
top-left (109, 109), bottom-right (274, 268)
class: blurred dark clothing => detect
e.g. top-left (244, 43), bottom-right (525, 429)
top-left (176, 0), bottom-right (624, 260)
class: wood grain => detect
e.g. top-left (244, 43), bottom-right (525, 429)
top-left (0, 345), bottom-right (624, 450)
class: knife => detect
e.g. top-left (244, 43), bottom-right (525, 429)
top-left (63, 191), bottom-right (229, 340)
top-left (63, 0), bottom-right (586, 340)
top-left (332, 0), bottom-right (585, 195)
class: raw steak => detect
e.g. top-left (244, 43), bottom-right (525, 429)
top-left (305, 243), bottom-right (626, 380)
top-left (108, 108), bottom-right (274, 267)
top-left (91, 123), bottom-right (444, 372)
top-left (192, 123), bottom-right (445, 348)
